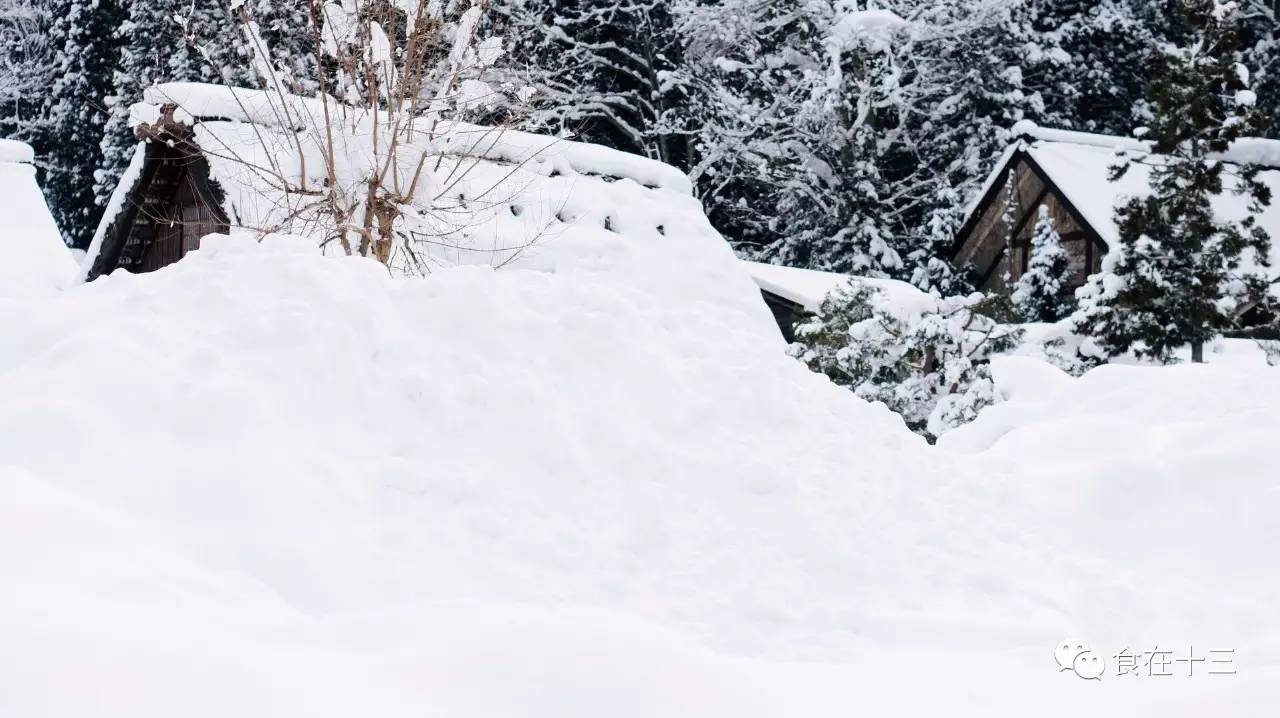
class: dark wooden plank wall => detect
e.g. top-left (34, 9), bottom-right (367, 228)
top-left (956, 158), bottom-right (1098, 294)
top-left (136, 165), bottom-right (223, 272)
top-left (178, 172), bottom-right (222, 253)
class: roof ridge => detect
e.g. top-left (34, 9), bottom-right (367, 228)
top-left (1011, 119), bottom-right (1280, 169)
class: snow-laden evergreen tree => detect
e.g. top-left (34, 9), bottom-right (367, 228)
top-left (674, 0), bottom-right (801, 258)
top-left (902, 0), bottom-right (1048, 290)
top-left (44, 0), bottom-right (124, 248)
top-left (1012, 206), bottom-right (1075, 321)
top-left (496, 0), bottom-right (1272, 291)
top-left (678, 0), bottom-right (1050, 288)
top-left (697, 0), bottom-right (908, 272)
top-left (791, 280), bottom-right (1022, 439)
top-left (243, 0), bottom-right (319, 96)
top-left (498, 0), bottom-right (693, 166)
top-left (680, 3), bottom-right (926, 276)
top-left (1237, 0), bottom-right (1279, 137)
top-left (1074, 0), bottom-right (1275, 363)
top-left (0, 0), bottom-right (56, 144)
top-left (1020, 0), bottom-right (1167, 132)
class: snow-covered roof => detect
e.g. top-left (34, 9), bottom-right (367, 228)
top-left (968, 121), bottom-right (1280, 281)
top-left (742, 261), bottom-right (849, 312)
top-left (0, 139), bottom-right (78, 296)
top-left (87, 82), bottom-right (701, 277)
top-left (741, 260), bottom-right (936, 316)
top-left (1017, 122), bottom-right (1280, 255)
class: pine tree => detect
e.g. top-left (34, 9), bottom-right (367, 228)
top-left (1021, 0), bottom-right (1167, 132)
top-left (1238, 0), bottom-right (1279, 137)
top-left (791, 280), bottom-right (1022, 439)
top-left (499, 0), bottom-right (693, 167)
top-left (1012, 206), bottom-right (1075, 321)
top-left (1074, 0), bottom-right (1275, 363)
top-left (245, 0), bottom-right (319, 96)
top-left (44, 0), bottom-right (125, 248)
top-left (999, 173), bottom-right (1020, 286)
top-left (681, 2), bottom-right (944, 276)
top-left (1, 0), bottom-right (56, 144)
top-left (679, 0), bottom-right (1049, 283)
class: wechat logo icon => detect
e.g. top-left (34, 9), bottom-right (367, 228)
top-left (1055, 638), bottom-right (1105, 680)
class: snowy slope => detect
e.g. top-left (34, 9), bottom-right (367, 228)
top-left (5, 228), bottom-right (1280, 714)
top-left (0, 140), bottom-right (78, 296)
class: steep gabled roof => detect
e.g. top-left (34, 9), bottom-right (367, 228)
top-left (955, 121), bottom-right (1280, 284)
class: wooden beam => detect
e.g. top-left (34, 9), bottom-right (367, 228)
top-left (1019, 151), bottom-right (1111, 259)
top-left (950, 150), bottom-right (1026, 259)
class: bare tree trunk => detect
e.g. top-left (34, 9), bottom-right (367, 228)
top-left (1191, 340), bottom-right (1205, 363)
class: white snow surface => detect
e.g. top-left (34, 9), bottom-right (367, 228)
top-left (140, 81), bottom-right (689, 190)
top-left (139, 82), bottom-right (688, 192)
top-left (742, 259), bottom-right (935, 315)
top-left (1012, 118), bottom-right (1280, 168)
top-left (8, 212), bottom-right (1280, 711)
top-left (829, 9), bottom-right (909, 53)
top-left (0, 138), bottom-right (35, 163)
top-left (0, 143), bottom-right (78, 296)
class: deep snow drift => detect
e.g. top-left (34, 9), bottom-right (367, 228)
top-left (5, 228), bottom-right (1279, 714)
top-left (0, 140), bottom-right (78, 296)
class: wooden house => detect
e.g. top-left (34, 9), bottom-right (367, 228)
top-left (85, 105), bottom-right (229, 281)
top-left (952, 121), bottom-right (1280, 303)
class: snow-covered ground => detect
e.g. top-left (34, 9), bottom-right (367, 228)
top-left (0, 141), bottom-right (78, 296)
top-left (4, 228), bottom-right (1279, 715)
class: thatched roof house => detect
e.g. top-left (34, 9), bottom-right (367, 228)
top-left (85, 83), bottom-right (697, 281)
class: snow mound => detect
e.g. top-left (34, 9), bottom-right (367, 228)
top-left (940, 350), bottom-right (1280, 600)
top-left (0, 141), bottom-right (78, 296)
top-left (6, 232), bottom-right (1280, 714)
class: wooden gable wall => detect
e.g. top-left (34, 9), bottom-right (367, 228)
top-left (88, 136), bottom-right (228, 280)
top-left (953, 152), bottom-right (1106, 294)
top-left (758, 289), bottom-right (811, 343)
